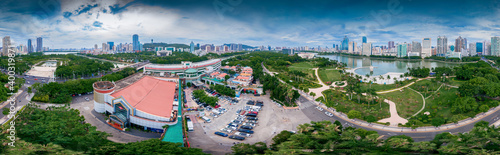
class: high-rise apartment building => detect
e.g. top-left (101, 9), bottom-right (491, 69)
top-left (388, 41), bottom-right (395, 49)
top-left (411, 41), bottom-right (422, 56)
top-left (421, 38), bottom-right (432, 57)
top-left (491, 36), bottom-right (500, 56)
top-left (455, 36), bottom-right (465, 52)
top-left (469, 43), bottom-right (476, 56)
top-left (397, 43), bottom-right (408, 57)
top-left (2, 36), bottom-right (11, 56)
top-left (190, 41), bottom-right (194, 52)
top-left (362, 43), bottom-right (371, 56)
top-left (437, 36), bottom-right (447, 56)
top-left (36, 37), bottom-right (43, 52)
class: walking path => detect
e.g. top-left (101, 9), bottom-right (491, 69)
top-left (407, 87), bottom-right (426, 118)
top-left (309, 68), bottom-right (330, 100)
top-left (378, 99), bottom-right (408, 126)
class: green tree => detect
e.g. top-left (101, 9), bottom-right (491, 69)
top-left (271, 131), bottom-right (294, 150)
top-left (347, 110), bottom-right (362, 119)
top-left (431, 117), bottom-right (445, 127)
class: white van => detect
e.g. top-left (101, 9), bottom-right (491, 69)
top-left (252, 106), bottom-right (261, 111)
top-left (201, 116), bottom-right (212, 123)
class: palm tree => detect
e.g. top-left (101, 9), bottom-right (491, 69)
top-left (387, 75), bottom-right (391, 83)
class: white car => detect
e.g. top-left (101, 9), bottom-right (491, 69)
top-left (235, 132), bottom-right (251, 137)
top-left (325, 112), bottom-right (333, 117)
top-left (316, 106), bottom-right (324, 111)
top-left (242, 122), bottom-right (256, 127)
top-left (85, 97), bottom-right (89, 101)
top-left (220, 128), bottom-right (233, 133)
top-left (226, 126), bottom-right (237, 130)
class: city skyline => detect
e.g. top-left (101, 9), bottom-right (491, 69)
top-left (1, 0), bottom-right (500, 49)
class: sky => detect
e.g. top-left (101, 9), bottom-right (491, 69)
top-left (1, 0), bottom-right (500, 49)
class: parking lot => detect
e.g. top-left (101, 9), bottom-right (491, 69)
top-left (188, 92), bottom-right (314, 154)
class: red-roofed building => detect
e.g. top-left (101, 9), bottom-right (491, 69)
top-left (93, 76), bottom-right (180, 131)
top-left (216, 73), bottom-right (228, 80)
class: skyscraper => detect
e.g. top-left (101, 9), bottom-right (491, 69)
top-left (422, 38), bottom-right (432, 57)
top-left (397, 43), bottom-right (408, 57)
top-left (362, 43), bottom-right (371, 56)
top-left (190, 41), bottom-right (194, 53)
top-left (132, 34), bottom-right (139, 51)
top-left (476, 42), bottom-right (483, 55)
top-left (469, 43), bottom-right (476, 56)
top-left (2, 36), bottom-right (11, 56)
top-left (27, 39), bottom-right (33, 53)
top-left (36, 37), bottom-right (43, 52)
top-left (107, 42), bottom-right (114, 51)
top-left (362, 36), bottom-right (367, 43)
top-left (455, 36), bottom-right (465, 52)
top-left (437, 36), bottom-right (447, 56)
top-left (341, 36), bottom-right (349, 51)
top-left (491, 36), bottom-right (500, 56)
top-left (388, 41), bottom-right (395, 49)
top-left (411, 41), bottom-right (422, 56)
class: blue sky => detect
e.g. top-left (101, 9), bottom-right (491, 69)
top-left (1, 0), bottom-right (500, 49)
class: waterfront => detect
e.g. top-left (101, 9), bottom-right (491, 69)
top-left (318, 55), bottom-right (460, 76)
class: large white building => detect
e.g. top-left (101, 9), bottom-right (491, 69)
top-left (421, 38), bottom-right (432, 57)
top-left (362, 43), bottom-right (372, 56)
top-left (144, 59), bottom-right (222, 83)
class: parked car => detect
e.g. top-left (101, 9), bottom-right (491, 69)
top-left (237, 129), bottom-right (254, 134)
top-left (226, 126), bottom-right (237, 130)
top-left (242, 122), bottom-right (256, 127)
top-left (235, 132), bottom-right (251, 137)
top-left (246, 101), bottom-right (255, 105)
top-left (201, 116), bottom-right (212, 123)
top-left (316, 106), bottom-right (324, 111)
top-left (232, 120), bottom-right (243, 124)
top-left (246, 113), bottom-right (257, 117)
top-left (240, 125), bottom-right (253, 130)
top-left (255, 103), bottom-right (263, 107)
top-left (228, 135), bottom-right (245, 140)
top-left (228, 123), bottom-right (239, 127)
top-left (220, 128), bottom-right (233, 133)
top-left (214, 132), bottom-right (228, 137)
top-left (248, 111), bottom-right (258, 115)
top-left (246, 117), bottom-right (258, 120)
top-left (247, 120), bottom-right (258, 124)
top-left (325, 112), bottom-right (334, 117)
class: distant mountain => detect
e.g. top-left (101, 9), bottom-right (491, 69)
top-left (143, 43), bottom-right (192, 49)
top-left (223, 44), bottom-right (256, 49)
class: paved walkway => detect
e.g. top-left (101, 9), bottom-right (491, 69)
top-left (309, 68), bottom-right (330, 100)
top-left (378, 99), bottom-right (408, 126)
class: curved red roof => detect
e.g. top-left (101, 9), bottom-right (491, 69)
top-left (111, 76), bottom-right (176, 118)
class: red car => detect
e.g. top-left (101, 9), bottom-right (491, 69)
top-left (214, 104), bottom-right (221, 108)
top-left (249, 111), bottom-right (258, 115)
top-left (240, 110), bottom-right (246, 115)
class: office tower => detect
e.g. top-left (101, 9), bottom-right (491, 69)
top-left (455, 36), bottom-right (465, 52)
top-left (397, 43), bottom-right (408, 57)
top-left (476, 42), bottom-right (483, 55)
top-left (132, 34), bottom-right (139, 51)
top-left (469, 43), bottom-right (476, 56)
top-left (362, 43), bottom-right (372, 56)
top-left (362, 36), bottom-right (367, 43)
top-left (2, 36), bottom-right (11, 56)
top-left (412, 41), bottom-right (422, 56)
top-left (437, 36), bottom-right (447, 56)
top-left (94, 44), bottom-right (98, 50)
top-left (102, 43), bottom-right (108, 51)
top-left (27, 39), bottom-right (33, 53)
top-left (341, 36), bottom-right (349, 51)
top-left (388, 41), bottom-right (395, 49)
top-left (238, 43), bottom-right (242, 51)
top-left (36, 37), bottom-right (43, 52)
top-left (492, 36), bottom-right (500, 56)
top-left (107, 42), bottom-right (114, 51)
top-left (421, 38), bottom-right (431, 57)
top-left (464, 38), bottom-right (467, 50)
top-left (190, 41), bottom-right (194, 52)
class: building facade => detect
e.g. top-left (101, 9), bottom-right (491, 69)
top-left (144, 59), bottom-right (222, 83)
top-left (421, 38), bottom-right (432, 57)
top-left (36, 37), bottom-right (43, 52)
top-left (492, 36), bottom-right (500, 56)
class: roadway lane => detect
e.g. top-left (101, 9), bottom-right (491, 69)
top-left (298, 95), bottom-right (500, 142)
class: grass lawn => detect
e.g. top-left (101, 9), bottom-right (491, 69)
top-left (322, 89), bottom-right (390, 121)
top-left (447, 77), bottom-right (466, 87)
top-left (360, 79), bottom-right (416, 92)
top-left (423, 87), bottom-right (459, 120)
top-left (409, 79), bottom-right (442, 98)
top-left (318, 69), bottom-right (342, 85)
top-left (288, 62), bottom-right (317, 82)
top-left (379, 87), bottom-right (423, 118)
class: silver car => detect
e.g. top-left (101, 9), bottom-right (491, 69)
top-left (325, 111), bottom-right (333, 117)
top-left (242, 122), bottom-right (256, 127)
top-left (226, 126), bottom-right (237, 130)
top-left (220, 128), bottom-right (233, 133)
top-left (235, 132), bottom-right (251, 137)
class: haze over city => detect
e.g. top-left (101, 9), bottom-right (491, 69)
top-left (1, 0), bottom-right (500, 49)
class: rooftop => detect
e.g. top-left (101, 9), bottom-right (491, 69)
top-left (93, 81), bottom-right (115, 90)
top-left (111, 76), bottom-right (176, 118)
